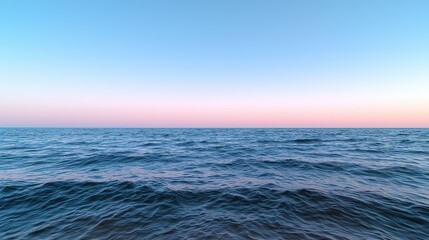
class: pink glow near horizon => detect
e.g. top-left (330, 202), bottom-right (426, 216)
top-left (1, 101), bottom-right (428, 128)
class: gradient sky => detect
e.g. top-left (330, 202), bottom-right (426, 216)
top-left (1, 0), bottom-right (428, 127)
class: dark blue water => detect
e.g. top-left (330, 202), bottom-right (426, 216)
top-left (1, 129), bottom-right (428, 239)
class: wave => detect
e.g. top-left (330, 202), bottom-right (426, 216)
top-left (257, 138), bottom-right (322, 144)
top-left (1, 181), bottom-right (428, 239)
top-left (352, 148), bottom-right (385, 153)
top-left (1, 128), bottom-right (428, 239)
top-left (260, 159), bottom-right (429, 180)
top-left (140, 142), bottom-right (160, 147)
top-left (176, 141), bottom-right (196, 146)
top-left (261, 159), bottom-right (360, 172)
top-left (291, 138), bottom-right (322, 143)
top-left (357, 165), bottom-right (429, 180)
top-left (63, 152), bottom-right (182, 167)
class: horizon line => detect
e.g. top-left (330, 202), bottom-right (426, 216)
top-left (1, 126), bottom-right (427, 129)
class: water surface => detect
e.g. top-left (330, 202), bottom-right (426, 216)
top-left (1, 128), bottom-right (428, 239)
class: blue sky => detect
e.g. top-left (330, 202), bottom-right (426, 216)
top-left (1, 0), bottom-right (428, 127)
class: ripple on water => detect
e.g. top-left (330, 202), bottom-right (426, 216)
top-left (0, 128), bottom-right (428, 239)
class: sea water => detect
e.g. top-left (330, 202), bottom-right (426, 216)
top-left (1, 128), bottom-right (428, 239)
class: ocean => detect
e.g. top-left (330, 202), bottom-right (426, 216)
top-left (0, 128), bottom-right (428, 239)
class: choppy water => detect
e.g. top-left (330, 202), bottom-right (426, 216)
top-left (1, 128), bottom-right (428, 239)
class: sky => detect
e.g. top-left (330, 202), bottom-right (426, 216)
top-left (1, 0), bottom-right (428, 127)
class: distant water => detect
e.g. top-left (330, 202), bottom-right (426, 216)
top-left (1, 128), bottom-right (428, 239)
